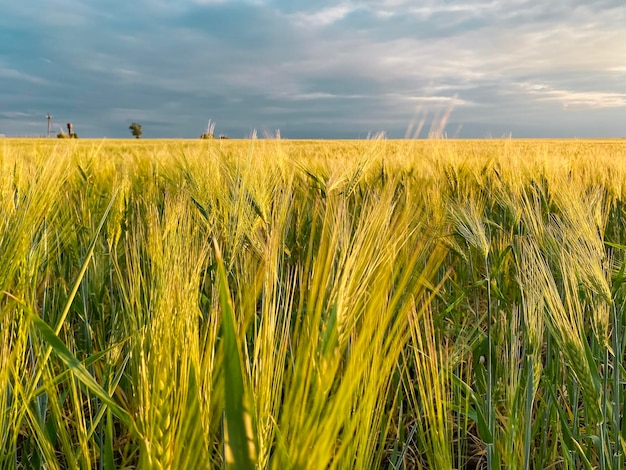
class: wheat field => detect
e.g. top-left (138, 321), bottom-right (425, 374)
top-left (1, 138), bottom-right (626, 469)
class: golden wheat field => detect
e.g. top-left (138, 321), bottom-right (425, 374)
top-left (1, 138), bottom-right (626, 469)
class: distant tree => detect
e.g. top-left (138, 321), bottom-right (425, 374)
top-left (129, 122), bottom-right (142, 139)
top-left (200, 132), bottom-right (214, 139)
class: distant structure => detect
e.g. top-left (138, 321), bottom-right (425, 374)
top-left (46, 113), bottom-right (53, 138)
top-left (56, 122), bottom-right (77, 138)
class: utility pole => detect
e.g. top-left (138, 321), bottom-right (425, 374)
top-left (46, 113), bottom-right (52, 137)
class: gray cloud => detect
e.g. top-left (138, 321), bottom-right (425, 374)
top-left (0, 0), bottom-right (625, 137)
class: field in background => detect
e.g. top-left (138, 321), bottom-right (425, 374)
top-left (1, 138), bottom-right (626, 469)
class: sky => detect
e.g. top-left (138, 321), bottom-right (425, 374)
top-left (1, 0), bottom-right (625, 139)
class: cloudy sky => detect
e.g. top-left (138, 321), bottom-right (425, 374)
top-left (1, 0), bottom-right (625, 138)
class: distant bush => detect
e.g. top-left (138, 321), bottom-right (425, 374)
top-left (200, 133), bottom-right (214, 139)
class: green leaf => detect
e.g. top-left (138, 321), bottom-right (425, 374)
top-left (475, 405), bottom-right (493, 445)
top-left (548, 386), bottom-right (593, 469)
top-left (104, 409), bottom-right (116, 470)
top-left (26, 187), bottom-right (120, 403)
top-left (320, 303), bottom-right (338, 357)
top-left (214, 239), bottom-right (256, 470)
top-left (191, 196), bottom-right (209, 222)
top-left (605, 241), bottom-right (626, 251)
top-left (29, 312), bottom-right (132, 430)
top-left (451, 374), bottom-right (492, 444)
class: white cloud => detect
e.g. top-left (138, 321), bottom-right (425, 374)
top-left (517, 82), bottom-right (626, 108)
top-left (282, 92), bottom-right (368, 100)
top-left (408, 2), bottom-right (497, 18)
top-left (386, 94), bottom-right (474, 106)
top-left (290, 3), bottom-right (359, 28)
top-left (0, 111), bottom-right (33, 119)
top-left (0, 64), bottom-right (47, 85)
